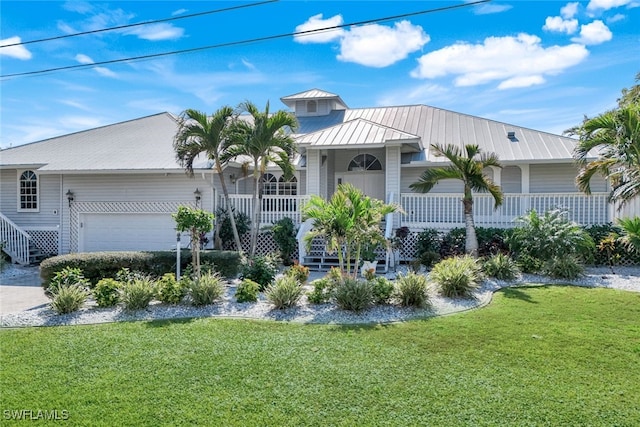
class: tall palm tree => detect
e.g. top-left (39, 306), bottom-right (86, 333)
top-left (224, 101), bottom-right (298, 255)
top-left (409, 143), bottom-right (503, 257)
top-left (173, 107), bottom-right (243, 252)
top-left (570, 103), bottom-right (640, 209)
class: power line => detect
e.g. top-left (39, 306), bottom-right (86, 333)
top-left (0, 0), bottom-right (278, 47)
top-left (1, 0), bottom-right (490, 80)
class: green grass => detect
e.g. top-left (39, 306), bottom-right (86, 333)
top-left (1, 285), bottom-right (639, 426)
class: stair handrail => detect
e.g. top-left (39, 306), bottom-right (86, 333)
top-left (0, 212), bottom-right (31, 265)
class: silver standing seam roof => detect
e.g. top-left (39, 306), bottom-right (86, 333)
top-left (0, 90), bottom-right (579, 172)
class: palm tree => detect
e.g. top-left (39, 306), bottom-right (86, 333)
top-left (569, 103), bottom-right (640, 209)
top-left (224, 101), bottom-right (298, 256)
top-left (173, 107), bottom-right (243, 252)
top-left (409, 143), bottom-right (503, 257)
top-left (302, 183), bottom-right (399, 277)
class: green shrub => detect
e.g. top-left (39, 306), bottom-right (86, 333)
top-left (370, 276), bottom-right (394, 305)
top-left (266, 275), bottom-right (303, 309)
top-left (120, 277), bottom-right (156, 310)
top-left (543, 255), bottom-right (585, 280)
top-left (271, 217), bottom-right (298, 266)
top-left (47, 267), bottom-right (90, 294)
top-left (334, 278), bottom-right (373, 312)
top-left (156, 273), bottom-right (186, 304)
top-left (285, 263), bottom-right (310, 283)
top-left (440, 228), bottom-right (467, 258)
top-left (395, 272), bottom-right (430, 308)
top-left (507, 209), bottom-right (595, 262)
top-left (216, 207), bottom-right (251, 250)
top-left (235, 279), bottom-right (260, 303)
top-left (188, 272), bottom-right (224, 306)
top-left (516, 253), bottom-right (544, 274)
top-left (51, 285), bottom-right (87, 314)
top-left (430, 256), bottom-right (482, 299)
top-left (415, 228), bottom-right (441, 258)
top-left (306, 278), bottom-right (335, 304)
top-left (584, 223), bottom-right (624, 266)
top-left (40, 250), bottom-right (241, 285)
top-left (240, 255), bottom-right (278, 291)
top-left (482, 253), bottom-right (520, 281)
top-left (115, 267), bottom-right (148, 284)
top-left (419, 251), bottom-right (440, 269)
top-left (93, 278), bottom-right (121, 308)
top-left (476, 227), bottom-right (510, 257)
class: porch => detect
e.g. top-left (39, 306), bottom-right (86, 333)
top-left (221, 192), bottom-right (613, 231)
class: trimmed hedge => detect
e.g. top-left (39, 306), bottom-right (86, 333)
top-left (40, 250), bottom-right (241, 285)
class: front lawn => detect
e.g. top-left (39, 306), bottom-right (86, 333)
top-left (1, 285), bottom-right (639, 426)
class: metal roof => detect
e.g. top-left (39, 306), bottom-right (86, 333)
top-left (0, 113), bottom-right (212, 172)
top-left (295, 118), bottom-right (421, 149)
top-left (296, 103), bottom-right (578, 163)
top-left (280, 88), bottom-right (348, 110)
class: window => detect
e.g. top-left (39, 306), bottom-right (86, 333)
top-left (18, 170), bottom-right (38, 211)
top-left (348, 154), bottom-right (382, 171)
top-left (307, 100), bottom-right (317, 113)
top-left (261, 173), bottom-right (278, 195)
top-left (279, 175), bottom-right (298, 195)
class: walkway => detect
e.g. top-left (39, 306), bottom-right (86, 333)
top-left (0, 266), bottom-right (49, 315)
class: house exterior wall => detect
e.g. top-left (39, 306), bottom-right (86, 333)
top-left (0, 169), bottom-right (61, 228)
top-left (529, 163), bottom-right (606, 193)
top-left (502, 166), bottom-right (522, 193)
top-left (400, 167), bottom-right (464, 193)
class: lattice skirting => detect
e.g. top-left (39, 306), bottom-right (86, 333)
top-left (26, 229), bottom-right (59, 256)
top-left (222, 233), bottom-right (300, 260)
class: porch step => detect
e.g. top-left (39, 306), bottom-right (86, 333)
top-left (28, 244), bottom-right (47, 265)
top-left (303, 255), bottom-right (387, 273)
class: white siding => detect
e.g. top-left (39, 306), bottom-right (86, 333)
top-left (400, 167), bottom-right (463, 193)
top-left (530, 164), bottom-right (579, 193)
top-left (502, 166), bottom-right (522, 193)
top-left (0, 169), bottom-right (61, 228)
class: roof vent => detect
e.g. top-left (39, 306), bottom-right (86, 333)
top-left (507, 131), bottom-right (516, 139)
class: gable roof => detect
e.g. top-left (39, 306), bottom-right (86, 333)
top-left (295, 118), bottom-right (421, 151)
top-left (0, 113), bottom-right (212, 173)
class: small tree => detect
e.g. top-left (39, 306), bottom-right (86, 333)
top-left (173, 206), bottom-right (214, 278)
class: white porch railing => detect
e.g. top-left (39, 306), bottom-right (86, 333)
top-left (399, 192), bottom-right (611, 230)
top-left (219, 195), bottom-right (311, 227)
top-left (0, 212), bottom-right (31, 265)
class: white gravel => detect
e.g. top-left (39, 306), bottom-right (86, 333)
top-left (1, 265), bottom-right (639, 328)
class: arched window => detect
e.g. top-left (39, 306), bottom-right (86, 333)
top-left (348, 154), bottom-right (382, 171)
top-left (278, 175), bottom-right (298, 195)
top-left (261, 173), bottom-right (278, 195)
top-left (19, 170), bottom-right (38, 211)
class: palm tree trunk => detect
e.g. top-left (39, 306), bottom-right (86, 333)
top-left (250, 167), bottom-right (261, 256)
top-left (216, 165), bottom-right (243, 253)
top-left (462, 195), bottom-right (479, 257)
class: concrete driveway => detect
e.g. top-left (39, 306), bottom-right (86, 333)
top-left (0, 266), bottom-right (50, 315)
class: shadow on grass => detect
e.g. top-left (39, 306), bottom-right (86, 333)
top-left (144, 317), bottom-right (197, 328)
top-left (500, 287), bottom-right (538, 304)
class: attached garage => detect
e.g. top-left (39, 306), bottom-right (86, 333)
top-left (79, 213), bottom-right (180, 252)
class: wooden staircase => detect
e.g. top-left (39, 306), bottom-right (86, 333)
top-left (0, 212), bottom-right (46, 265)
top-left (302, 238), bottom-right (387, 273)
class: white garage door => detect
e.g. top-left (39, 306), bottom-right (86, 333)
top-left (80, 213), bottom-right (180, 252)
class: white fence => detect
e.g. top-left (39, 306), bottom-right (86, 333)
top-left (399, 192), bottom-right (611, 230)
top-left (220, 195), bottom-right (311, 227)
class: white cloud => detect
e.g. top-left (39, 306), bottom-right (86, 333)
top-left (74, 54), bottom-right (117, 77)
top-left (543, 16), bottom-right (579, 34)
top-left (241, 59), bottom-right (257, 71)
top-left (124, 23), bottom-right (184, 41)
top-left (607, 13), bottom-right (627, 22)
top-left (587, 0), bottom-right (634, 11)
top-left (338, 21), bottom-right (430, 68)
top-left (294, 14), bottom-right (345, 44)
top-left (59, 115), bottom-right (104, 129)
top-left (0, 36), bottom-right (32, 60)
top-left (473, 3), bottom-right (513, 15)
top-left (411, 33), bottom-right (589, 90)
top-left (172, 8), bottom-right (188, 16)
top-left (571, 20), bottom-right (613, 45)
top-left (561, 2), bottom-right (580, 18)
top-left (62, 1), bottom-right (94, 14)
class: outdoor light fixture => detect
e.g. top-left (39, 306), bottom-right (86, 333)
top-left (194, 188), bottom-right (202, 206)
top-left (230, 173), bottom-right (237, 184)
top-left (65, 189), bottom-right (74, 207)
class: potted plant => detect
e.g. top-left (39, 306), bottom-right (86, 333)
top-left (360, 243), bottom-right (378, 277)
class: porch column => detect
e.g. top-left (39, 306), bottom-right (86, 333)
top-left (489, 166), bottom-right (501, 186)
top-left (385, 145), bottom-right (402, 228)
top-left (306, 149), bottom-right (321, 196)
top-left (518, 164), bottom-right (530, 213)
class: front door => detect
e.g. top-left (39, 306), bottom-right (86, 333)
top-left (336, 172), bottom-right (385, 201)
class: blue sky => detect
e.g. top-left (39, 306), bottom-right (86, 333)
top-left (1, 0), bottom-right (639, 148)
